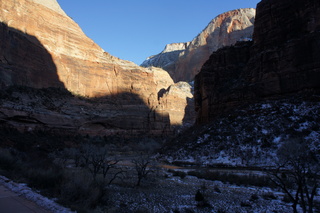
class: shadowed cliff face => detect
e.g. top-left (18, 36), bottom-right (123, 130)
top-left (0, 22), bottom-right (63, 88)
top-left (0, 22), bottom-right (171, 136)
top-left (195, 0), bottom-right (320, 124)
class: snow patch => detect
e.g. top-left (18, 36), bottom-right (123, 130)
top-left (0, 176), bottom-right (74, 213)
top-left (261, 104), bottom-right (272, 109)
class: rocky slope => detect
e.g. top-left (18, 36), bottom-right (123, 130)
top-left (164, 94), bottom-right (320, 167)
top-left (0, 0), bottom-right (192, 135)
top-left (142, 8), bottom-right (256, 82)
top-left (195, 0), bottom-right (320, 124)
top-left (164, 0), bottom-right (320, 165)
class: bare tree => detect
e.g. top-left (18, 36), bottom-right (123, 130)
top-left (132, 154), bottom-right (153, 186)
top-left (269, 139), bottom-right (319, 213)
top-left (80, 144), bottom-right (123, 184)
top-left (101, 159), bottom-right (124, 185)
top-left (80, 144), bottom-right (108, 180)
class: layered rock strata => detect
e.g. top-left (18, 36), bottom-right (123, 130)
top-left (195, 0), bottom-right (320, 124)
top-left (141, 42), bottom-right (190, 73)
top-left (142, 8), bottom-right (256, 82)
top-left (0, 0), bottom-right (192, 135)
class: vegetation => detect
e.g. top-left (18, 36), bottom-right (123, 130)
top-left (0, 127), bottom-right (163, 212)
top-left (132, 154), bottom-right (153, 186)
top-left (269, 138), bottom-right (320, 213)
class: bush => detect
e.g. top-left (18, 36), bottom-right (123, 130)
top-left (195, 190), bottom-right (204, 202)
top-left (0, 149), bottom-right (19, 171)
top-left (59, 174), bottom-right (106, 211)
top-left (214, 185), bottom-right (221, 193)
top-left (195, 186), bottom-right (211, 208)
top-left (249, 193), bottom-right (259, 201)
top-left (282, 194), bottom-right (292, 203)
top-left (169, 170), bottom-right (187, 179)
top-left (240, 201), bottom-right (252, 207)
top-left (262, 192), bottom-right (277, 200)
top-left (25, 167), bottom-right (64, 189)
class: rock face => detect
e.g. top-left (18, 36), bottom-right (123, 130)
top-left (247, 0), bottom-right (320, 96)
top-left (157, 82), bottom-right (194, 126)
top-left (142, 8), bottom-right (256, 82)
top-left (0, 0), bottom-right (192, 135)
top-left (195, 0), bottom-right (320, 124)
top-left (141, 42), bottom-right (190, 72)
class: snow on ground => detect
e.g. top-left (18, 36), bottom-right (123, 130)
top-left (104, 172), bottom-right (292, 213)
top-left (165, 98), bottom-right (320, 167)
top-left (0, 175), bottom-right (74, 213)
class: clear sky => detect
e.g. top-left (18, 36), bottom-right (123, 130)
top-left (57, 0), bottom-right (260, 65)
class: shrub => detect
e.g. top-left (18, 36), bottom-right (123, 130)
top-left (195, 190), bottom-right (204, 202)
top-left (59, 174), bottom-right (106, 211)
top-left (25, 167), bottom-right (64, 189)
top-left (195, 188), bottom-right (210, 208)
top-left (169, 170), bottom-right (187, 179)
top-left (262, 192), bottom-right (277, 200)
top-left (214, 185), bottom-right (221, 193)
top-left (240, 201), bottom-right (252, 207)
top-left (282, 194), bottom-right (292, 203)
top-left (0, 149), bottom-right (19, 171)
top-left (249, 193), bottom-right (259, 201)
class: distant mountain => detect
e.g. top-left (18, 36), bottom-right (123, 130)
top-left (141, 42), bottom-right (190, 72)
top-left (141, 8), bottom-right (256, 82)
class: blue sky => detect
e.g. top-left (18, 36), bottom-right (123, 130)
top-left (57, 0), bottom-right (260, 65)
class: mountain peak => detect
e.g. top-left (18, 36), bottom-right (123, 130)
top-left (142, 8), bottom-right (256, 82)
top-left (31, 0), bottom-right (67, 16)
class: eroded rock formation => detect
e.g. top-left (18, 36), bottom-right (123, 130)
top-left (195, 0), bottom-right (320, 124)
top-left (0, 0), bottom-right (192, 135)
top-left (142, 8), bottom-right (256, 82)
top-left (141, 42), bottom-right (190, 72)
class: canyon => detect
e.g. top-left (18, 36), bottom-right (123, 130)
top-left (0, 0), bottom-right (319, 212)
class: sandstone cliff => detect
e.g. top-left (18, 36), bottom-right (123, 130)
top-left (142, 8), bottom-right (256, 82)
top-left (0, 0), bottom-right (192, 135)
top-left (195, 0), bottom-right (320, 124)
top-left (141, 42), bottom-right (190, 72)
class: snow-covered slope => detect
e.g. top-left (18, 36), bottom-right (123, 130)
top-left (164, 94), bottom-right (320, 167)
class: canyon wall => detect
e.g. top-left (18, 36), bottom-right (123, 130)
top-left (195, 0), bottom-right (320, 124)
top-left (142, 8), bottom-right (256, 82)
top-left (0, 0), bottom-right (192, 135)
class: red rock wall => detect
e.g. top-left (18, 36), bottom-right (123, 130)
top-left (195, 0), bottom-right (320, 124)
top-left (247, 0), bottom-right (320, 96)
top-left (0, 0), bottom-right (192, 135)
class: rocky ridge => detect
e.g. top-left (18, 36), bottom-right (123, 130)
top-left (164, 0), bottom-right (320, 165)
top-left (142, 8), bottom-right (256, 82)
top-left (141, 42), bottom-right (190, 72)
top-left (0, 0), bottom-right (192, 135)
top-left (195, 0), bottom-right (320, 124)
